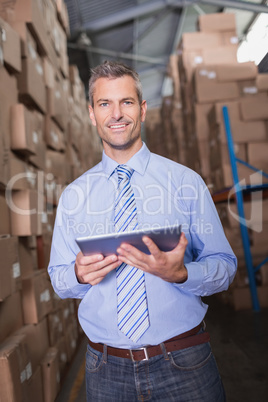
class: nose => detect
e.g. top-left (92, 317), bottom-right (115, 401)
top-left (111, 102), bottom-right (123, 120)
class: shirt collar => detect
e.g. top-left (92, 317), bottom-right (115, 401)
top-left (101, 142), bottom-right (150, 180)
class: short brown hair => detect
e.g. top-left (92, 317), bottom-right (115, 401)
top-left (88, 60), bottom-right (143, 106)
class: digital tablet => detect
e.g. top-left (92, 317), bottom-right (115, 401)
top-left (76, 224), bottom-right (182, 256)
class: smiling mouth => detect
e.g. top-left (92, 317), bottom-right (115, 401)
top-left (109, 123), bottom-right (128, 129)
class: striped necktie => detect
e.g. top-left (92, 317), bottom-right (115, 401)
top-left (114, 165), bottom-right (150, 342)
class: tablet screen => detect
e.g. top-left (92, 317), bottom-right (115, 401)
top-left (76, 224), bottom-right (182, 256)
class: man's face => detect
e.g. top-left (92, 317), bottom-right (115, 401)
top-left (89, 76), bottom-right (147, 153)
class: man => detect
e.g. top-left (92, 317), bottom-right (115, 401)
top-left (48, 60), bottom-right (237, 401)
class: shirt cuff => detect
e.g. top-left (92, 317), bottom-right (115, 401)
top-left (65, 263), bottom-right (91, 296)
top-left (174, 262), bottom-right (204, 292)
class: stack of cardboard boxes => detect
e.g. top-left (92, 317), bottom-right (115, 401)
top-left (0, 1), bottom-right (102, 401)
top-left (145, 12), bottom-right (268, 310)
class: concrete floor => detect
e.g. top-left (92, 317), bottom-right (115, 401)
top-left (56, 295), bottom-right (268, 402)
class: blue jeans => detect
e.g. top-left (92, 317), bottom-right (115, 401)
top-left (85, 335), bottom-right (226, 402)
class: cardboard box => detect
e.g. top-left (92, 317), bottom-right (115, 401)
top-left (17, 56), bottom-right (46, 114)
top-left (0, 16), bottom-right (21, 73)
top-left (0, 66), bottom-right (18, 149)
top-left (45, 117), bottom-right (66, 151)
top-left (0, 191), bottom-right (11, 235)
top-left (232, 285), bottom-right (268, 310)
top-left (18, 237), bottom-right (35, 278)
top-left (21, 270), bottom-right (53, 324)
top-left (9, 189), bottom-right (42, 236)
top-left (256, 73), bottom-right (268, 91)
top-left (55, 336), bottom-right (68, 377)
top-left (198, 12), bottom-right (237, 33)
top-left (248, 143), bottom-right (268, 174)
top-left (26, 365), bottom-right (44, 402)
top-left (209, 101), bottom-right (267, 144)
top-left (8, 153), bottom-right (37, 191)
top-left (0, 0), bottom-right (49, 56)
top-left (47, 311), bottom-right (64, 347)
top-left (10, 104), bottom-right (39, 155)
top-left (0, 332), bottom-right (32, 402)
top-left (46, 75), bottom-right (69, 131)
top-left (41, 347), bottom-right (60, 402)
top-left (195, 80), bottom-right (240, 103)
top-left (181, 47), bottom-right (238, 82)
top-left (56, 0), bottom-right (70, 34)
top-left (45, 149), bottom-right (71, 184)
top-left (28, 111), bottom-right (46, 171)
top-left (0, 291), bottom-right (24, 344)
top-left (0, 236), bottom-right (20, 301)
top-left (14, 319), bottom-right (49, 373)
top-left (181, 31), bottom-right (238, 50)
top-left (65, 321), bottom-right (78, 362)
top-left (194, 103), bottom-right (213, 141)
top-left (240, 96), bottom-right (268, 121)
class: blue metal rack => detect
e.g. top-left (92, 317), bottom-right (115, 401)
top-left (222, 106), bottom-right (268, 312)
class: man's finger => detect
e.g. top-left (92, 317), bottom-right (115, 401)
top-left (142, 236), bottom-right (161, 257)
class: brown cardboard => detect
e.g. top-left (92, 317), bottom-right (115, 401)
top-left (0, 291), bottom-right (24, 344)
top-left (18, 237), bottom-right (35, 277)
top-left (181, 31), bottom-right (238, 50)
top-left (240, 97), bottom-right (268, 121)
top-left (9, 189), bottom-right (42, 236)
top-left (47, 311), bottom-right (64, 347)
top-left (248, 143), bottom-right (268, 174)
top-left (197, 140), bottom-right (211, 180)
top-left (14, 319), bottom-right (49, 373)
top-left (17, 57), bottom-right (46, 114)
top-left (65, 321), bottom-right (78, 362)
top-left (45, 117), bottom-right (66, 151)
top-left (43, 57), bottom-right (55, 89)
top-left (46, 74), bottom-right (69, 131)
top-left (0, 332), bottom-right (32, 402)
top-left (28, 110), bottom-right (46, 171)
top-left (195, 80), bottom-right (240, 103)
top-left (56, 0), bottom-right (70, 34)
top-left (8, 153), bottom-right (37, 191)
top-left (0, 16), bottom-right (21, 73)
top-left (219, 119), bottom-right (267, 144)
top-left (26, 365), bottom-right (44, 402)
top-left (0, 0), bottom-right (49, 56)
top-left (232, 285), bottom-right (268, 310)
top-left (194, 103), bottom-right (213, 141)
top-left (0, 66), bottom-right (18, 150)
top-left (10, 104), bottom-right (38, 155)
top-left (41, 347), bottom-right (60, 402)
top-left (0, 236), bottom-right (20, 301)
top-left (198, 13), bottom-right (237, 33)
top-left (21, 270), bottom-right (53, 324)
top-left (0, 191), bottom-right (11, 235)
top-left (55, 336), bottom-right (68, 377)
top-left (45, 149), bottom-right (71, 184)
top-left (256, 73), bottom-right (268, 91)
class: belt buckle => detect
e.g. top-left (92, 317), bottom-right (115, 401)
top-left (129, 347), bottom-right (149, 362)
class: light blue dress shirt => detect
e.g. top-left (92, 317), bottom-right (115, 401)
top-left (48, 143), bottom-right (237, 348)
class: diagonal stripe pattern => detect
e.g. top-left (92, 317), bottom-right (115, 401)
top-left (115, 165), bottom-right (150, 342)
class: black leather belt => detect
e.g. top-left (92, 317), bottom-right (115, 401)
top-left (88, 323), bottom-right (210, 362)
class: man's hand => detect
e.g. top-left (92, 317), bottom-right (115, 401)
top-left (117, 232), bottom-right (188, 283)
top-left (75, 252), bottom-right (121, 286)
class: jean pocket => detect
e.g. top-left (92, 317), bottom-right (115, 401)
top-left (86, 344), bottom-right (105, 373)
top-left (169, 342), bottom-right (212, 371)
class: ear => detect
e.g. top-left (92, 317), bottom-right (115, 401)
top-left (88, 105), bottom-right (97, 126)
top-left (140, 100), bottom-right (147, 123)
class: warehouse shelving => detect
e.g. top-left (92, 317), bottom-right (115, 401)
top-left (216, 106), bottom-right (268, 312)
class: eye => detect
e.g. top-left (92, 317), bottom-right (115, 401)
top-left (124, 100), bottom-right (133, 105)
top-left (100, 102), bottom-right (109, 107)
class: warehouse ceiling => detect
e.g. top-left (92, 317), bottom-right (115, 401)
top-left (65, 0), bottom-right (268, 109)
